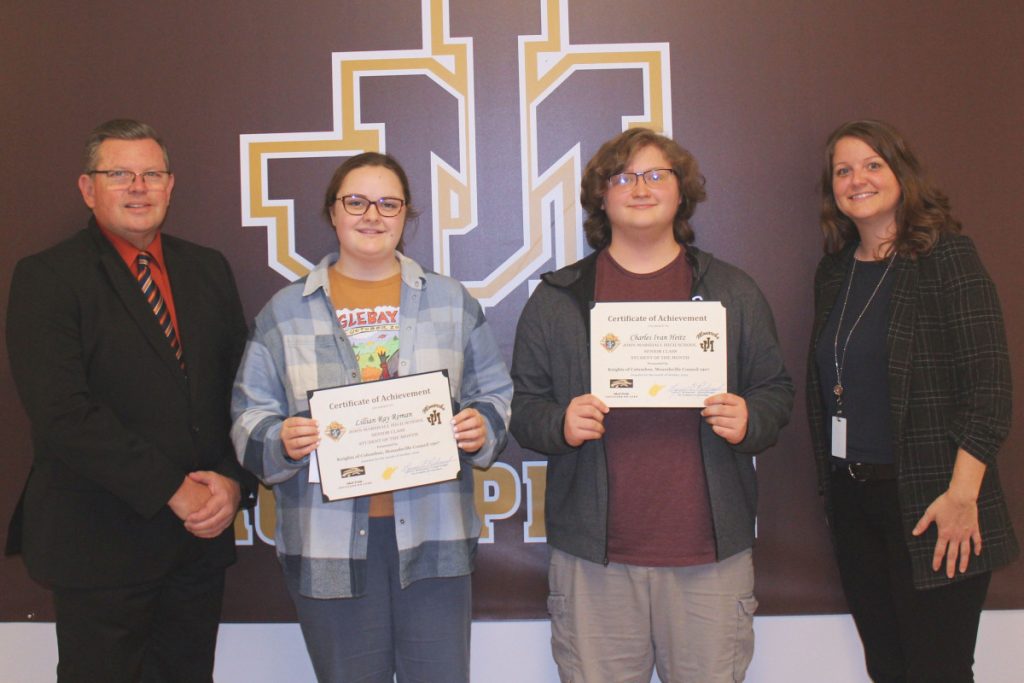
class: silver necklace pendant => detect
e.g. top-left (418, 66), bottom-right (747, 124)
top-left (832, 254), bottom-right (895, 404)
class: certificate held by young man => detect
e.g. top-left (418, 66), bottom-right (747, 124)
top-left (590, 301), bottom-right (727, 408)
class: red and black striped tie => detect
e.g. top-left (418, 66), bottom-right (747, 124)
top-left (136, 251), bottom-right (185, 370)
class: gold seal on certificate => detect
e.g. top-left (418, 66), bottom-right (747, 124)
top-left (590, 301), bottom-right (727, 407)
top-left (307, 371), bottom-right (459, 501)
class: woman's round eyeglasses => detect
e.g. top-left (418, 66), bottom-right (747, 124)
top-left (335, 194), bottom-right (405, 217)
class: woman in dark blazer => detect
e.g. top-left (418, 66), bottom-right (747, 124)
top-left (807, 119), bottom-right (1017, 683)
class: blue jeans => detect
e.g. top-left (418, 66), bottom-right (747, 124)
top-left (284, 517), bottom-right (471, 683)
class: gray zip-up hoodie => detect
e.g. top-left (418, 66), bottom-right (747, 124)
top-left (510, 246), bottom-right (794, 564)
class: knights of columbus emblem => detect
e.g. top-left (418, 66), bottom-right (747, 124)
top-left (325, 421), bottom-right (346, 441)
top-left (600, 333), bottom-right (620, 352)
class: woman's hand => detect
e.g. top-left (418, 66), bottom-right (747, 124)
top-left (453, 408), bottom-right (487, 454)
top-left (280, 416), bottom-right (320, 461)
top-left (912, 448), bottom-right (987, 578)
top-left (912, 490), bottom-right (981, 578)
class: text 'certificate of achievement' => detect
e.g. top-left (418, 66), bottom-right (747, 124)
top-left (590, 301), bottom-right (727, 408)
top-left (307, 371), bottom-right (459, 501)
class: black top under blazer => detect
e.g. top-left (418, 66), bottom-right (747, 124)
top-left (807, 233), bottom-right (1018, 590)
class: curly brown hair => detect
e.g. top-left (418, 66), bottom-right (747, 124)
top-left (580, 128), bottom-right (706, 250)
top-left (820, 120), bottom-right (960, 257)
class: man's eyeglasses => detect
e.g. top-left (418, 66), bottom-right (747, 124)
top-left (607, 168), bottom-right (675, 190)
top-left (335, 194), bottom-right (406, 217)
top-left (88, 169), bottom-right (172, 189)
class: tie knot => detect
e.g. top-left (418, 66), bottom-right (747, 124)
top-left (137, 251), bottom-right (153, 267)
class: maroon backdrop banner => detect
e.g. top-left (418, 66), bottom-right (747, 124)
top-left (2, 0), bottom-right (1022, 622)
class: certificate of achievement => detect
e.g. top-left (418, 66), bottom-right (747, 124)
top-left (307, 371), bottom-right (459, 501)
top-left (590, 301), bottom-right (727, 408)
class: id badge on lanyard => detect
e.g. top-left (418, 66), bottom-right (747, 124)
top-left (831, 416), bottom-right (847, 459)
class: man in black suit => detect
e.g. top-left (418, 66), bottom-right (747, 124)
top-left (5, 119), bottom-right (255, 682)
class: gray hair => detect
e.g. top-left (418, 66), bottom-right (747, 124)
top-left (83, 119), bottom-right (170, 173)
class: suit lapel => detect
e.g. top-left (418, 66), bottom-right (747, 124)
top-left (94, 231), bottom-right (190, 392)
top-left (812, 252), bottom-right (850, 344)
top-left (162, 238), bottom-right (201, 377)
top-left (164, 237), bottom-right (219, 407)
top-left (809, 250), bottom-right (852, 432)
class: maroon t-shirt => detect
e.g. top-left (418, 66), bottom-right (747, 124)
top-left (595, 248), bottom-right (716, 567)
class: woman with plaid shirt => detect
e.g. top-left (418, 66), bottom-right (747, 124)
top-left (231, 152), bottom-right (512, 682)
top-left (807, 120), bottom-right (1016, 683)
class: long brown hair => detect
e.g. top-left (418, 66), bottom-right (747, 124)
top-left (581, 128), bottom-right (706, 251)
top-left (820, 119), bottom-right (960, 257)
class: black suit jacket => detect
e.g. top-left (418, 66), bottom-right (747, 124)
top-left (6, 219), bottom-right (255, 588)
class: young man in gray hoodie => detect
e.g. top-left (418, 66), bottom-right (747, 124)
top-left (511, 128), bottom-right (793, 683)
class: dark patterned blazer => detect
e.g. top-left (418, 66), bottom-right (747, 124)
top-left (807, 233), bottom-right (1018, 589)
top-left (6, 219), bottom-right (256, 588)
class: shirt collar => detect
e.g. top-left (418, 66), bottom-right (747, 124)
top-left (99, 226), bottom-right (168, 272)
top-left (303, 250), bottom-right (424, 297)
